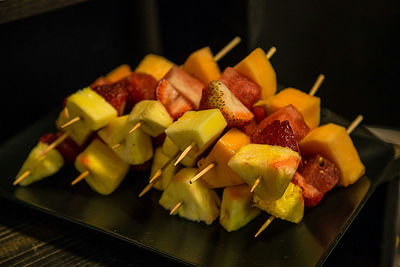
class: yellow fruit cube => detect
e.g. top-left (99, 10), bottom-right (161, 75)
top-left (197, 128), bottom-right (250, 188)
top-left (135, 54), bottom-right (175, 81)
top-left (234, 47), bottom-right (277, 100)
top-left (182, 46), bottom-right (221, 85)
top-left (299, 123), bottom-right (365, 187)
top-left (262, 88), bottom-right (321, 129)
top-left (75, 139), bottom-right (130, 195)
top-left (66, 87), bottom-right (117, 131)
top-left (105, 64), bottom-right (132, 82)
top-left (150, 147), bottom-right (181, 190)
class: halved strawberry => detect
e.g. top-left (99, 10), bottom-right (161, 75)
top-left (92, 80), bottom-right (129, 116)
top-left (155, 79), bottom-right (193, 120)
top-left (251, 120), bottom-right (299, 152)
top-left (124, 72), bottom-right (157, 111)
top-left (200, 80), bottom-right (254, 128)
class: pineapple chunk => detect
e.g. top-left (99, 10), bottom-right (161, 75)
top-left (234, 47), bottom-right (277, 100)
top-left (197, 128), bottom-right (250, 188)
top-left (75, 139), bottom-right (130, 195)
top-left (183, 46), bottom-right (221, 85)
top-left (98, 115), bottom-right (153, 165)
top-left (262, 88), bottom-right (321, 129)
top-left (254, 183), bottom-right (304, 223)
top-left (128, 100), bottom-right (173, 137)
top-left (299, 123), bottom-right (365, 187)
top-left (16, 142), bottom-right (64, 186)
top-left (228, 144), bottom-right (301, 202)
top-left (165, 109), bottom-right (227, 158)
top-left (162, 136), bottom-right (180, 158)
top-left (220, 184), bottom-right (261, 232)
top-left (56, 107), bottom-right (92, 146)
top-left (159, 168), bottom-right (221, 225)
top-left (66, 87), bottom-right (117, 131)
top-left (135, 54), bottom-right (175, 81)
top-left (150, 147), bottom-right (182, 190)
top-left (105, 64), bottom-right (132, 82)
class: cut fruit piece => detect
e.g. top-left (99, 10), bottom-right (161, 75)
top-left (234, 47), bottom-right (277, 100)
top-left (124, 72), bottom-right (157, 111)
top-left (105, 64), bottom-right (132, 83)
top-left (135, 54), bottom-right (175, 81)
top-left (220, 184), bottom-right (261, 232)
top-left (262, 88), bottom-right (321, 129)
top-left (164, 66), bottom-right (205, 110)
top-left (159, 168), bottom-right (221, 225)
top-left (254, 182), bottom-right (304, 223)
top-left (197, 128), bottom-right (250, 188)
top-left (219, 67), bottom-right (261, 109)
top-left (150, 147), bottom-right (181, 190)
top-left (156, 79), bottom-right (193, 120)
top-left (66, 87), bottom-right (117, 131)
top-left (91, 80), bottom-right (129, 115)
top-left (182, 46), bottom-right (221, 85)
top-left (200, 81), bottom-right (254, 128)
top-left (98, 115), bottom-right (153, 165)
top-left (299, 123), bottom-right (365, 187)
top-left (56, 107), bottom-right (93, 146)
top-left (75, 139), bottom-right (130, 195)
top-left (128, 100), bottom-right (173, 137)
top-left (252, 105), bottom-right (310, 143)
top-left (291, 172), bottom-right (323, 208)
top-left (162, 136), bottom-right (180, 158)
top-left (165, 109), bottom-right (227, 159)
top-left (90, 76), bottom-right (111, 88)
top-left (15, 142), bottom-right (64, 186)
top-left (228, 144), bottom-right (301, 202)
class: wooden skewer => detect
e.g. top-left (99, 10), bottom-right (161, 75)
top-left (347, 115), bottom-right (363, 134)
top-left (254, 115), bottom-right (364, 237)
top-left (250, 176), bottom-right (261, 192)
top-left (149, 168), bottom-right (163, 184)
top-left (39, 132), bottom-right (70, 158)
top-left (13, 170), bottom-right (31, 186)
top-left (213, 36), bottom-right (241, 62)
top-left (71, 170), bottom-right (89, 186)
top-left (170, 201), bottom-right (183, 215)
top-left (190, 163), bottom-right (215, 184)
top-left (128, 121), bottom-right (142, 135)
top-left (266, 46), bottom-right (277, 60)
top-left (64, 107), bottom-right (70, 120)
top-left (309, 74), bottom-right (325, 96)
top-left (138, 183), bottom-right (155, 198)
top-left (254, 216), bottom-right (275, 238)
top-left (60, 116), bottom-right (81, 129)
top-left (138, 169), bottom-right (164, 197)
top-left (111, 143), bottom-right (121, 150)
top-left (174, 141), bottom-right (196, 167)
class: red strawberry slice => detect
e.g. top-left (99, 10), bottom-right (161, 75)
top-left (124, 72), bottom-right (157, 111)
top-left (200, 80), bottom-right (254, 128)
top-left (291, 172), bottom-right (323, 207)
top-left (156, 79), bottom-right (193, 120)
top-left (251, 120), bottom-right (299, 152)
top-left (92, 80), bottom-right (129, 115)
top-left (251, 106), bottom-right (266, 124)
top-left (219, 67), bottom-right (261, 109)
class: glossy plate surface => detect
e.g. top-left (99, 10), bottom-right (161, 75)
top-left (0, 108), bottom-right (395, 266)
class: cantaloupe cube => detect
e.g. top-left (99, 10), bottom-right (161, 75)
top-left (182, 46), bottom-right (221, 85)
top-left (66, 88), bottom-right (117, 131)
top-left (234, 48), bottom-right (277, 100)
top-left (75, 139), bottom-right (130, 195)
top-left (197, 128), bottom-right (250, 188)
top-left (56, 107), bottom-right (93, 146)
top-left (299, 123), bottom-right (365, 187)
top-left (262, 88), bottom-right (321, 129)
top-left (228, 144), bottom-right (301, 202)
top-left (254, 182), bottom-right (304, 223)
top-left (105, 64), bottom-right (132, 83)
top-left (135, 54), bottom-right (175, 81)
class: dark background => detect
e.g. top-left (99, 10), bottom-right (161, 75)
top-left (0, 0), bottom-right (398, 265)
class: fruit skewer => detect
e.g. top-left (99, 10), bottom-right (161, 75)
top-left (254, 114), bottom-right (364, 238)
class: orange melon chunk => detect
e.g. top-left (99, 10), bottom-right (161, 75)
top-left (197, 128), bottom-right (250, 188)
top-left (299, 123), bottom-right (365, 187)
top-left (182, 46), bottom-right (221, 85)
top-left (263, 88), bottom-right (321, 129)
top-left (135, 54), bottom-right (175, 81)
top-left (234, 48), bottom-right (277, 100)
top-left (105, 64), bottom-right (132, 83)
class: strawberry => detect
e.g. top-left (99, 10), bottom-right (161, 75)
top-left (200, 80), bottom-right (254, 128)
top-left (92, 80), bottom-right (129, 115)
top-left (124, 72), bottom-right (157, 111)
top-left (251, 106), bottom-right (265, 124)
top-left (251, 120), bottom-right (299, 152)
top-left (219, 67), bottom-right (261, 109)
top-left (155, 79), bottom-right (193, 120)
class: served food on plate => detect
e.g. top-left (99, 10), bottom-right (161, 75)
top-left (13, 39), bottom-right (366, 238)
